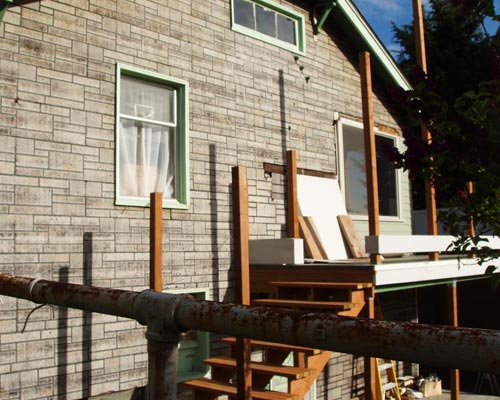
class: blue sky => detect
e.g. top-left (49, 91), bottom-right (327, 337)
top-left (352, 0), bottom-right (500, 56)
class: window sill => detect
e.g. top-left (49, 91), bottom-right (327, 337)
top-left (115, 196), bottom-right (189, 210)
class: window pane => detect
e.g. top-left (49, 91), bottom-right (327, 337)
top-left (120, 75), bottom-right (175, 123)
top-left (342, 125), bottom-right (367, 215)
top-left (256, 5), bottom-right (276, 37)
top-left (342, 126), bottom-right (398, 217)
top-left (277, 14), bottom-right (296, 45)
top-left (376, 135), bottom-right (398, 216)
top-left (234, 0), bottom-right (255, 29)
top-left (119, 118), bottom-right (176, 199)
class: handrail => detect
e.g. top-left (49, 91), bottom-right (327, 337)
top-left (0, 273), bottom-right (499, 399)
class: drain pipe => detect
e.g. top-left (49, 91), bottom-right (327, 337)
top-left (1, 273), bottom-right (500, 396)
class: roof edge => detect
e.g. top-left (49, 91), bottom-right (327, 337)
top-left (336, 0), bottom-right (413, 91)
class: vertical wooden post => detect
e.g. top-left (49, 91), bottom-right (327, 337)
top-left (232, 166), bottom-right (252, 400)
top-left (359, 51), bottom-right (381, 265)
top-left (287, 150), bottom-right (300, 239)
top-left (448, 281), bottom-right (460, 400)
top-left (466, 182), bottom-right (476, 259)
top-left (150, 192), bottom-right (163, 292)
top-left (413, 0), bottom-right (439, 261)
top-left (364, 286), bottom-right (377, 400)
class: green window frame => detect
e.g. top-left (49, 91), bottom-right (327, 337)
top-left (115, 64), bottom-right (189, 209)
top-left (231, 0), bottom-right (306, 55)
top-left (337, 119), bottom-right (402, 220)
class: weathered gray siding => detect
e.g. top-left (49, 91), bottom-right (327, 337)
top-left (0, 0), bottom-right (407, 398)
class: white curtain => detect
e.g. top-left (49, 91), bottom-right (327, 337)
top-left (119, 119), bottom-right (175, 199)
top-left (119, 74), bottom-right (176, 199)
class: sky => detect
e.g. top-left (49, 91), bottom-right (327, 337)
top-left (352, 0), bottom-right (500, 57)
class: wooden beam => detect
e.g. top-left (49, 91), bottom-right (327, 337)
top-left (298, 216), bottom-right (328, 260)
top-left (448, 281), bottom-right (460, 400)
top-left (263, 162), bottom-right (337, 180)
top-left (338, 215), bottom-right (367, 259)
top-left (364, 286), bottom-right (377, 400)
top-left (413, 0), bottom-right (439, 261)
top-left (287, 150), bottom-right (300, 239)
top-left (150, 192), bottom-right (163, 292)
top-left (359, 51), bottom-right (381, 265)
top-left (231, 166), bottom-right (252, 400)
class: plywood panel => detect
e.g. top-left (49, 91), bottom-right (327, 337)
top-left (296, 175), bottom-right (349, 259)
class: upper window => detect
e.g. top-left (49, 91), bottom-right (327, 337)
top-left (338, 120), bottom-right (401, 219)
top-left (115, 65), bottom-right (189, 209)
top-left (231, 0), bottom-right (306, 55)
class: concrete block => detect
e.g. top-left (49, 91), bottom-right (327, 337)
top-left (249, 238), bottom-right (304, 265)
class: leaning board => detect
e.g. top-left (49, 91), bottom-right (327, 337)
top-left (296, 175), bottom-right (349, 260)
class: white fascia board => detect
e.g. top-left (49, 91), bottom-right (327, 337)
top-left (374, 257), bottom-right (500, 287)
top-left (366, 235), bottom-right (500, 254)
top-left (336, 0), bottom-right (413, 91)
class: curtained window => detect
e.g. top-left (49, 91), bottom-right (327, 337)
top-left (116, 65), bottom-right (189, 209)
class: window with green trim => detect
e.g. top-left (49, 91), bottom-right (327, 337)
top-left (231, 0), bottom-right (305, 54)
top-left (115, 65), bottom-right (189, 209)
top-left (338, 120), bottom-right (401, 219)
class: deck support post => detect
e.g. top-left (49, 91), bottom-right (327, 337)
top-left (448, 281), bottom-right (460, 400)
top-left (359, 51), bottom-right (381, 265)
top-left (287, 150), bottom-right (300, 239)
top-left (232, 166), bottom-right (252, 400)
top-left (412, 0), bottom-right (439, 261)
top-left (150, 192), bottom-right (163, 292)
top-left (364, 287), bottom-right (377, 400)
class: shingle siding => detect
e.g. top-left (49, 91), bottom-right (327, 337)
top-left (0, 0), bottom-right (406, 398)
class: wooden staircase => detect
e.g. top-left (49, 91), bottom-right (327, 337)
top-left (185, 280), bottom-right (373, 399)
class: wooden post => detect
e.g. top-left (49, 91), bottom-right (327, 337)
top-left (359, 51), bottom-right (381, 265)
top-left (364, 286), bottom-right (377, 400)
top-left (448, 281), bottom-right (460, 400)
top-left (232, 166), bottom-right (252, 400)
top-left (466, 182), bottom-right (476, 259)
top-left (150, 192), bottom-right (163, 292)
top-left (413, 0), bottom-right (439, 261)
top-left (287, 150), bottom-right (300, 239)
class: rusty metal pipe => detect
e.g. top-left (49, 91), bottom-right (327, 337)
top-left (174, 298), bottom-right (500, 375)
top-left (1, 274), bottom-right (500, 377)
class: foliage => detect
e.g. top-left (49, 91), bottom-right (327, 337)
top-left (390, 0), bottom-right (500, 266)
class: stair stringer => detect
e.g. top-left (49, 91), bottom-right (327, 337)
top-left (288, 350), bottom-right (333, 399)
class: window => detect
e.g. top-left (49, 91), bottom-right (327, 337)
top-left (115, 64), bottom-right (189, 209)
top-left (338, 121), bottom-right (401, 218)
top-left (231, 0), bottom-right (306, 54)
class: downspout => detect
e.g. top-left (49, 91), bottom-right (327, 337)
top-left (0, 0), bottom-right (12, 26)
top-left (313, 1), bottom-right (336, 34)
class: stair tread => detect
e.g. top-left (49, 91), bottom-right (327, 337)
top-left (270, 281), bottom-right (373, 289)
top-left (222, 337), bottom-right (321, 354)
top-left (378, 362), bottom-right (393, 371)
top-left (203, 356), bottom-right (314, 379)
top-left (381, 382), bottom-right (398, 391)
top-left (184, 378), bottom-right (297, 399)
top-left (252, 298), bottom-right (355, 310)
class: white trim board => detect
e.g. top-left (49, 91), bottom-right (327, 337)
top-left (296, 175), bottom-right (349, 259)
top-left (366, 235), bottom-right (500, 254)
top-left (374, 258), bottom-right (500, 287)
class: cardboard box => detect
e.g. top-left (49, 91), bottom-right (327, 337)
top-left (419, 380), bottom-right (442, 397)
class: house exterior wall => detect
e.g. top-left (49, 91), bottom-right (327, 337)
top-left (0, 0), bottom-right (409, 398)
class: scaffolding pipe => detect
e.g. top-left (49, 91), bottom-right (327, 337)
top-left (1, 274), bottom-right (500, 389)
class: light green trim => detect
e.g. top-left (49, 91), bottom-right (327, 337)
top-left (0, 0), bottom-right (13, 26)
top-left (115, 64), bottom-right (190, 210)
top-left (167, 288), bottom-right (210, 382)
top-left (336, 0), bottom-right (412, 91)
top-left (375, 275), bottom-right (492, 293)
top-left (314, 3), bottom-right (335, 34)
top-left (231, 0), bottom-right (306, 55)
